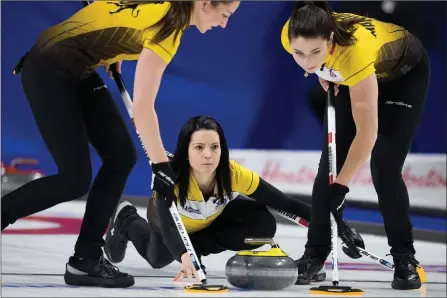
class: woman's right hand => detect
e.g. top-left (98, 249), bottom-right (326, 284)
top-left (173, 252), bottom-right (200, 282)
top-left (319, 77), bottom-right (339, 96)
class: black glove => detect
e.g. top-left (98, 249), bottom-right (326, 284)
top-left (328, 183), bottom-right (348, 219)
top-left (166, 151), bottom-right (174, 162)
top-left (151, 161), bottom-right (176, 205)
top-left (328, 183), bottom-right (362, 259)
top-left (341, 224), bottom-right (365, 259)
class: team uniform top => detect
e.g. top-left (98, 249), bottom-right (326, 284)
top-left (33, 1), bottom-right (182, 79)
top-left (281, 13), bottom-right (424, 86)
top-left (149, 160), bottom-right (260, 234)
top-left (149, 158), bottom-right (311, 260)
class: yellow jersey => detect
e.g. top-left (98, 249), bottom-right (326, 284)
top-left (281, 13), bottom-right (424, 87)
top-left (33, 1), bottom-right (183, 79)
top-left (149, 160), bottom-right (260, 234)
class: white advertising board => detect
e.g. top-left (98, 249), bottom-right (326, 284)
top-left (230, 150), bottom-right (446, 211)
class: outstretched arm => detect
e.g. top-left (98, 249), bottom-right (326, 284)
top-left (249, 178), bottom-right (312, 222)
top-left (133, 48), bottom-right (170, 164)
top-left (155, 196), bottom-right (187, 262)
top-left (336, 73), bottom-right (378, 186)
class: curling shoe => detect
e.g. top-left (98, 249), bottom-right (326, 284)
top-left (295, 255), bottom-right (326, 285)
top-left (104, 200), bottom-right (136, 264)
top-left (391, 252), bottom-right (421, 290)
top-left (64, 255), bottom-right (134, 288)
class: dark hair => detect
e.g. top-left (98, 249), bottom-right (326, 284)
top-left (288, 1), bottom-right (364, 47)
top-left (171, 116), bottom-right (233, 207)
top-left (149, 1), bottom-right (194, 45)
top-left (113, 1), bottom-right (234, 45)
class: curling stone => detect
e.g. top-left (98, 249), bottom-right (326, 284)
top-left (1, 158), bottom-right (44, 196)
top-left (225, 238), bottom-right (298, 290)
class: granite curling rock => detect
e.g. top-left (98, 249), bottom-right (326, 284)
top-left (225, 238), bottom-right (298, 290)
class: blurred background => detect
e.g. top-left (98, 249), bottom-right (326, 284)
top-left (1, 1), bottom-right (446, 239)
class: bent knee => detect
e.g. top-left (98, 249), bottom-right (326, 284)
top-left (120, 144), bottom-right (138, 169)
top-left (251, 207), bottom-right (277, 238)
top-left (371, 155), bottom-right (403, 184)
top-left (58, 167), bottom-right (92, 199)
top-left (147, 257), bottom-right (172, 269)
top-left (103, 144), bottom-right (137, 173)
top-left (56, 160), bottom-right (92, 201)
top-left (264, 209), bottom-right (277, 237)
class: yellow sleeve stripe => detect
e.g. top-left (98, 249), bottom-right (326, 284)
top-left (247, 172), bottom-right (254, 192)
top-left (245, 172), bottom-right (260, 195)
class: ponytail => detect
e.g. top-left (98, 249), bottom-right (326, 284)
top-left (288, 1), bottom-right (361, 47)
top-left (150, 1), bottom-right (193, 45)
top-left (108, 1), bottom-right (192, 45)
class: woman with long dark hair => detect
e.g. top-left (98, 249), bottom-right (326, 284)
top-left (104, 116), bottom-right (322, 283)
top-left (281, 1), bottom-right (429, 290)
top-left (3, 1), bottom-right (240, 288)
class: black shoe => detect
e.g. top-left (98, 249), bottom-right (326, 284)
top-left (294, 255), bottom-right (326, 285)
top-left (104, 200), bottom-right (136, 264)
top-left (391, 252), bottom-right (421, 290)
top-left (312, 266), bottom-right (326, 283)
top-left (64, 255), bottom-right (134, 288)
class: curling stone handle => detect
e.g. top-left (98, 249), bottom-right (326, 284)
top-left (244, 238), bottom-right (279, 248)
top-left (10, 158), bottom-right (38, 168)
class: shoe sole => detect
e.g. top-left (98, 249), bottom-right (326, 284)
top-left (312, 271), bottom-right (326, 282)
top-left (295, 272), bottom-right (326, 285)
top-left (391, 279), bottom-right (421, 290)
top-left (64, 271), bottom-right (135, 288)
top-left (104, 201), bottom-right (133, 264)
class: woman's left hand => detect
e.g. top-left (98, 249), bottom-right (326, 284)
top-left (173, 252), bottom-right (200, 283)
top-left (104, 61), bottom-right (122, 78)
top-left (327, 183), bottom-right (362, 259)
top-left (319, 77), bottom-right (340, 96)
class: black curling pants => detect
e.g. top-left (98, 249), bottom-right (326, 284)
top-left (1, 52), bottom-right (137, 259)
top-left (305, 49), bottom-right (430, 259)
top-left (120, 199), bottom-right (277, 269)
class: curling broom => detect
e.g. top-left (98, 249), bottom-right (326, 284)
top-left (266, 206), bottom-right (426, 284)
top-left (309, 82), bottom-right (363, 295)
top-left (79, 0), bottom-right (227, 293)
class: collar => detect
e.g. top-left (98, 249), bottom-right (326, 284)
top-left (187, 173), bottom-right (218, 202)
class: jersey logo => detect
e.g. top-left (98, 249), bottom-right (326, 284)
top-left (178, 192), bottom-right (238, 220)
top-left (214, 196), bottom-right (229, 209)
top-left (108, 1), bottom-right (141, 18)
top-left (183, 205), bottom-right (201, 215)
top-left (336, 13), bottom-right (377, 38)
top-left (108, 1), bottom-right (165, 18)
top-left (93, 85), bottom-right (107, 92)
top-left (316, 66), bottom-right (344, 82)
top-left (329, 69), bottom-right (337, 78)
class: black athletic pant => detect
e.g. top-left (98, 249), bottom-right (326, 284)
top-left (1, 51), bottom-right (137, 259)
top-left (121, 199), bottom-right (277, 269)
top-left (306, 49), bottom-right (430, 258)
